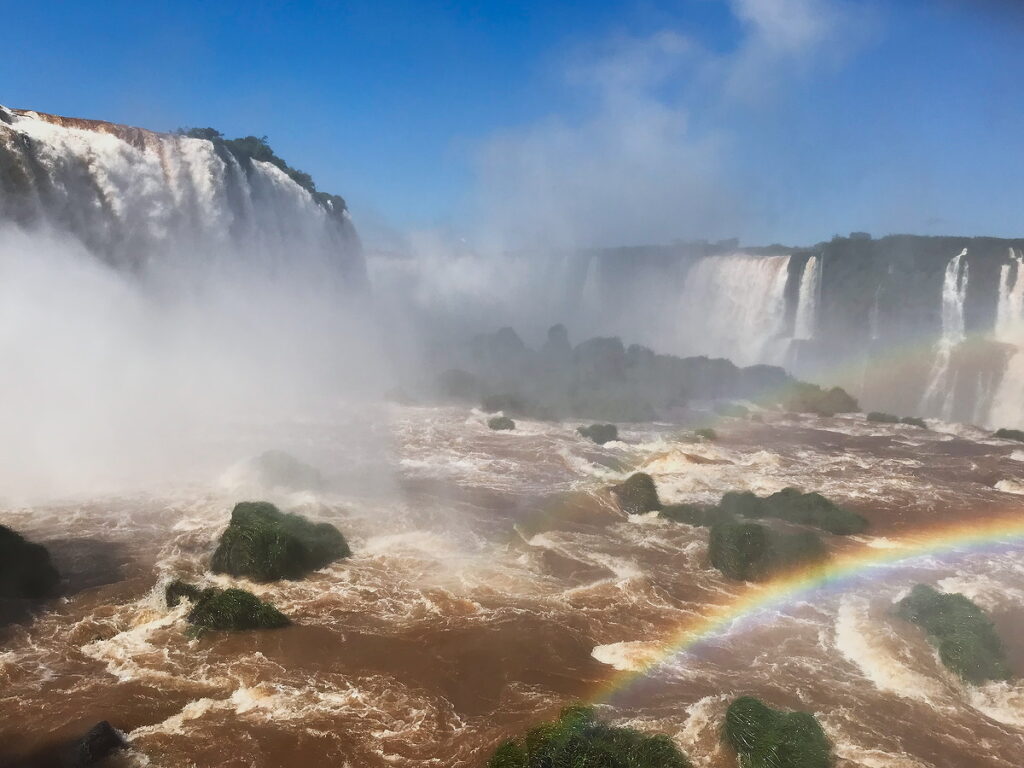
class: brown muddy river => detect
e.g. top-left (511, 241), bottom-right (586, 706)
top-left (3, 405), bottom-right (1024, 767)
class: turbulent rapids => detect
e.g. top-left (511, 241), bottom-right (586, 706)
top-left (2, 108), bottom-right (1024, 768)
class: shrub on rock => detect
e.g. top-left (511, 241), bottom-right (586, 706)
top-left (0, 524), bottom-right (60, 599)
top-left (488, 416), bottom-right (516, 431)
top-left (994, 428), bottom-right (1024, 442)
top-left (578, 424), bottom-right (618, 444)
top-left (709, 520), bottom-right (825, 581)
top-left (166, 580), bottom-right (289, 632)
top-left (723, 697), bottom-right (832, 768)
top-left (487, 704), bottom-right (693, 768)
top-left (896, 584), bottom-right (1011, 683)
top-left (611, 473), bottom-right (661, 513)
top-left (211, 501), bottom-right (350, 581)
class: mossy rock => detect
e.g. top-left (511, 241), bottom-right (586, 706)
top-left (611, 473), bottom-right (661, 513)
top-left (489, 416), bottom-right (516, 431)
top-left (900, 416), bottom-right (928, 429)
top-left (695, 427), bottom-right (718, 441)
top-left (719, 488), bottom-right (867, 536)
top-left (709, 520), bottom-right (826, 581)
top-left (896, 584), bottom-right (1011, 683)
top-left (487, 703), bottom-right (693, 768)
top-left (866, 411), bottom-right (899, 423)
top-left (578, 424), bottom-right (618, 445)
top-left (779, 382), bottom-right (859, 416)
top-left (994, 428), bottom-right (1024, 443)
top-left (210, 501), bottom-right (351, 582)
top-left (165, 579), bottom-right (289, 633)
top-left (0, 524), bottom-right (60, 599)
top-left (723, 697), bottom-right (832, 768)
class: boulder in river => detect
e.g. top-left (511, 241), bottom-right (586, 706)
top-left (577, 423), bottom-right (618, 445)
top-left (719, 487), bottom-right (868, 535)
top-left (0, 524), bottom-right (60, 599)
top-left (994, 428), bottom-right (1024, 443)
top-left (166, 579), bottom-right (290, 633)
top-left (487, 703), bottom-right (693, 768)
top-left (709, 520), bottom-right (826, 581)
top-left (723, 696), bottom-right (832, 768)
top-left (610, 473), bottom-right (661, 514)
top-left (896, 584), bottom-right (1011, 684)
top-left (488, 416), bottom-right (516, 431)
top-left (210, 501), bottom-right (350, 582)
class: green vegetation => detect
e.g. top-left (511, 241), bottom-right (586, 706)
top-left (611, 473), bottom-right (661, 514)
top-left (178, 128), bottom-right (346, 211)
top-left (866, 412), bottom-right (899, 423)
top-left (779, 382), bottom-right (859, 417)
top-left (0, 524), bottom-right (59, 599)
top-left (994, 428), bottom-right (1024, 442)
top-left (896, 584), bottom-right (1011, 684)
top-left (210, 501), bottom-right (351, 582)
top-left (165, 579), bottom-right (289, 633)
top-left (867, 412), bottom-right (927, 429)
top-left (578, 424), bottom-right (618, 445)
top-left (488, 416), bottom-right (516, 431)
top-left (709, 520), bottom-right (826, 581)
top-left (723, 697), bottom-right (832, 768)
top-left (695, 427), bottom-right (718, 441)
top-left (486, 704), bottom-right (693, 768)
top-left (719, 488), bottom-right (868, 535)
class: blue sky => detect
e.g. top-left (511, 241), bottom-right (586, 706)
top-left (3, 0), bottom-right (1022, 247)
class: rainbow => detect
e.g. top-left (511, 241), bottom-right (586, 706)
top-left (590, 510), bottom-right (1024, 704)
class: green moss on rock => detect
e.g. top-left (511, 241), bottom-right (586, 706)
top-left (866, 411), bottom-right (899, 423)
top-left (0, 524), bottom-right (60, 599)
top-left (578, 424), bottom-right (618, 445)
top-left (896, 584), bottom-right (1011, 684)
top-left (611, 473), bottom-right (661, 514)
top-left (488, 416), bottom-right (516, 431)
top-left (723, 697), bottom-right (832, 768)
top-left (487, 704), bottom-right (693, 768)
top-left (779, 382), bottom-right (859, 416)
top-left (719, 488), bottom-right (867, 535)
top-left (709, 520), bottom-right (826, 581)
top-left (165, 579), bottom-right (289, 633)
top-left (994, 428), bottom-right (1024, 442)
top-left (210, 501), bottom-right (350, 582)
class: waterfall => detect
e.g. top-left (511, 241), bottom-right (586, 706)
top-left (793, 256), bottom-right (820, 341)
top-left (988, 249), bottom-right (1024, 428)
top-left (0, 106), bottom-right (363, 280)
top-left (677, 253), bottom-right (792, 367)
top-left (919, 249), bottom-right (969, 419)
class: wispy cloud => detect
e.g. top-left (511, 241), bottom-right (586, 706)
top-left (470, 0), bottom-right (876, 251)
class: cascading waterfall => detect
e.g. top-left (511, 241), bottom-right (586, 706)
top-left (793, 255), bottom-right (820, 341)
top-left (677, 253), bottom-right (792, 367)
top-left (988, 249), bottom-right (1024, 428)
top-left (919, 249), bottom-right (969, 420)
top-left (0, 106), bottom-right (363, 279)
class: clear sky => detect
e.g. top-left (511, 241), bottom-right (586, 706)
top-left (4, 0), bottom-right (1023, 248)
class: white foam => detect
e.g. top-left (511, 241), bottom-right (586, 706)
top-left (833, 597), bottom-right (948, 704)
top-left (591, 641), bottom-right (663, 671)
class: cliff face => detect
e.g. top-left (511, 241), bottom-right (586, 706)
top-left (0, 105), bottom-right (364, 283)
